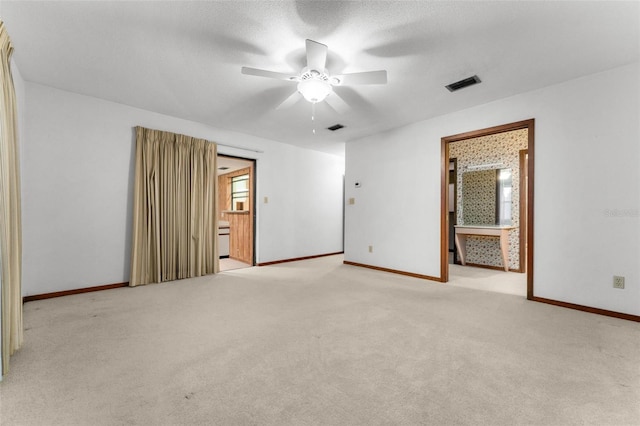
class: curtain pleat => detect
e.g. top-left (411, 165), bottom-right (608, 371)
top-left (0, 20), bottom-right (23, 375)
top-left (130, 127), bottom-right (218, 287)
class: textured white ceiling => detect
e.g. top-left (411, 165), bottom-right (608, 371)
top-left (217, 155), bottom-right (252, 176)
top-left (2, 1), bottom-right (638, 156)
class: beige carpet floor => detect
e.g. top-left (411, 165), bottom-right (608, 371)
top-left (219, 258), bottom-right (252, 272)
top-left (1, 255), bottom-right (638, 425)
top-left (448, 264), bottom-right (527, 297)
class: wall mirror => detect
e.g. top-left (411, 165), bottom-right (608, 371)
top-left (461, 168), bottom-right (512, 225)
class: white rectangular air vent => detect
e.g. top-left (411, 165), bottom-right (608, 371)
top-left (446, 75), bottom-right (481, 92)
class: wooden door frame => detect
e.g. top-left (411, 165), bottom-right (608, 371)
top-left (448, 158), bottom-right (458, 264)
top-left (519, 149), bottom-right (528, 274)
top-left (440, 119), bottom-right (535, 299)
top-left (217, 154), bottom-right (257, 266)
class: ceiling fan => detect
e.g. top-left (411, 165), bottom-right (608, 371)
top-left (241, 39), bottom-right (387, 113)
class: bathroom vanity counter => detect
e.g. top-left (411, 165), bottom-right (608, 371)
top-left (454, 225), bottom-right (515, 272)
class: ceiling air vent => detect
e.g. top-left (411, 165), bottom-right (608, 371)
top-left (327, 124), bottom-right (345, 131)
top-left (445, 75), bottom-right (481, 92)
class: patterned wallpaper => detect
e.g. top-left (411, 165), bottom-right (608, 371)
top-left (462, 169), bottom-right (497, 225)
top-left (450, 129), bottom-right (528, 270)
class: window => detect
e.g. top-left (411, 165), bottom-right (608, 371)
top-left (498, 169), bottom-right (512, 225)
top-left (231, 174), bottom-right (249, 211)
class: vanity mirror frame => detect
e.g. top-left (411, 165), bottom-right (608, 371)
top-left (460, 167), bottom-right (513, 227)
top-left (441, 119), bottom-right (535, 299)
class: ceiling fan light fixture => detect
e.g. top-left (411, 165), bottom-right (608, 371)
top-left (241, 39), bottom-right (387, 112)
top-left (297, 78), bottom-right (332, 103)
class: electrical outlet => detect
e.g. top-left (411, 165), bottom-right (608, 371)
top-left (264, 196), bottom-right (269, 204)
top-left (368, 245), bottom-right (373, 253)
top-left (348, 197), bottom-right (355, 205)
top-left (613, 276), bottom-right (625, 289)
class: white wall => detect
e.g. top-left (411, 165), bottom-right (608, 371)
top-left (21, 83), bottom-right (344, 296)
top-left (345, 62), bottom-right (639, 316)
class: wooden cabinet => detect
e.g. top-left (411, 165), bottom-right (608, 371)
top-left (225, 211), bottom-right (252, 264)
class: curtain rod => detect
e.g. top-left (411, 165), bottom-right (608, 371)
top-left (216, 142), bottom-right (264, 154)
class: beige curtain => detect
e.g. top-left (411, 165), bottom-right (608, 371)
top-left (130, 127), bottom-right (218, 286)
top-left (0, 20), bottom-right (23, 375)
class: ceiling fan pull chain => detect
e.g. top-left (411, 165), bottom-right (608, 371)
top-left (312, 102), bottom-right (316, 134)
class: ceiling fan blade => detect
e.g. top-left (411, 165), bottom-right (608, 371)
top-left (276, 91), bottom-right (303, 110)
top-left (241, 66), bottom-right (298, 81)
top-left (325, 91), bottom-right (349, 114)
top-left (306, 39), bottom-right (328, 71)
top-left (331, 70), bottom-right (387, 86)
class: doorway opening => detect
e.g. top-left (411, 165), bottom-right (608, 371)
top-left (217, 154), bottom-right (256, 271)
top-left (441, 119), bottom-right (535, 299)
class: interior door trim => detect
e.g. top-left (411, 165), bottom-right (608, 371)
top-left (440, 119), bottom-right (535, 299)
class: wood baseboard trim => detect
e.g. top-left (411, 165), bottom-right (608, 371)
top-left (23, 282), bottom-right (129, 303)
top-left (532, 296), bottom-right (640, 322)
top-left (464, 262), bottom-right (522, 273)
top-left (343, 261), bottom-right (443, 282)
top-left (257, 252), bottom-right (344, 267)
